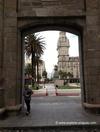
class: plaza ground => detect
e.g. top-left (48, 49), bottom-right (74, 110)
top-left (32, 83), bottom-right (80, 96)
top-left (0, 95), bottom-right (100, 127)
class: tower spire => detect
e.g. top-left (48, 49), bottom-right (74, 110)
top-left (57, 31), bottom-right (70, 50)
top-left (57, 31), bottom-right (70, 72)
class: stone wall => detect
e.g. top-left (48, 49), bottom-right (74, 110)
top-left (84, 0), bottom-right (100, 104)
top-left (0, 0), bottom-right (3, 75)
top-left (0, 0), bottom-right (5, 112)
top-left (0, 0), bottom-right (100, 115)
top-left (3, 0), bottom-right (21, 110)
top-left (18, 0), bottom-right (84, 16)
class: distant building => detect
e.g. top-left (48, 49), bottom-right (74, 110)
top-left (57, 31), bottom-right (80, 81)
top-left (38, 61), bottom-right (46, 81)
top-left (25, 56), bottom-right (46, 82)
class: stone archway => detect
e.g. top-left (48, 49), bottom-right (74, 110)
top-left (19, 17), bottom-right (85, 103)
top-left (0, 0), bottom-right (100, 116)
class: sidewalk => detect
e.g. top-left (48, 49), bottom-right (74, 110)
top-left (0, 83), bottom-right (99, 128)
top-left (56, 89), bottom-right (80, 96)
top-left (32, 83), bottom-right (80, 97)
top-left (0, 96), bottom-right (100, 127)
top-left (32, 88), bottom-right (48, 97)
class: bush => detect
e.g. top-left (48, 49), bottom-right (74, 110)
top-left (58, 85), bottom-right (80, 89)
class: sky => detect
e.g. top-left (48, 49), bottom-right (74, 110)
top-left (37, 31), bottom-right (79, 74)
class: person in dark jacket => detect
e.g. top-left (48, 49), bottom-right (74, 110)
top-left (23, 85), bottom-right (33, 115)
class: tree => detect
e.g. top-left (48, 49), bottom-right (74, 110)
top-left (58, 70), bottom-right (68, 79)
top-left (54, 65), bottom-right (58, 71)
top-left (67, 72), bottom-right (73, 79)
top-left (24, 33), bottom-right (45, 85)
top-left (36, 57), bottom-right (43, 84)
top-left (24, 63), bottom-right (32, 75)
top-left (42, 70), bottom-right (47, 79)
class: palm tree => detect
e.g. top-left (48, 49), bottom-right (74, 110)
top-left (24, 33), bottom-right (45, 85)
top-left (35, 57), bottom-right (43, 84)
top-left (24, 63), bottom-right (32, 75)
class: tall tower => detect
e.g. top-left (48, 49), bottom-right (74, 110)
top-left (57, 31), bottom-right (70, 72)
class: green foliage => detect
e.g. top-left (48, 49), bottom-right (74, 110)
top-left (67, 72), bottom-right (73, 78)
top-left (25, 63), bottom-right (32, 75)
top-left (24, 33), bottom-right (46, 84)
top-left (58, 70), bottom-right (73, 79)
top-left (58, 70), bottom-right (67, 79)
top-left (24, 33), bottom-right (45, 58)
top-left (42, 70), bottom-right (47, 79)
top-left (58, 85), bottom-right (80, 89)
top-left (54, 65), bottom-right (58, 71)
top-left (38, 74), bottom-right (42, 80)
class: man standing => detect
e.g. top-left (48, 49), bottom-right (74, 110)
top-left (23, 85), bottom-right (33, 115)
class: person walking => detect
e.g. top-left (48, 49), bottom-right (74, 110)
top-left (23, 85), bottom-right (33, 115)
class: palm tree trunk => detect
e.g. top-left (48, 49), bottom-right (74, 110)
top-left (37, 60), bottom-right (39, 85)
top-left (32, 50), bottom-right (36, 86)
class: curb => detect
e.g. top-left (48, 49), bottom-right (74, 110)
top-left (56, 93), bottom-right (80, 96)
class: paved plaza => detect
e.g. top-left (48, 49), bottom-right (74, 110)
top-left (32, 83), bottom-right (80, 96)
top-left (0, 95), bottom-right (100, 127)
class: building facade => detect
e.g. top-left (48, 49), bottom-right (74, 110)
top-left (25, 57), bottom-right (46, 82)
top-left (57, 31), bottom-right (80, 79)
top-left (38, 61), bottom-right (46, 82)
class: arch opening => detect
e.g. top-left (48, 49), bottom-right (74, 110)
top-left (20, 23), bottom-right (86, 107)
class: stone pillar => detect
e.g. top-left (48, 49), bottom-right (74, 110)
top-left (83, 0), bottom-right (100, 112)
top-left (3, 0), bottom-right (22, 114)
top-left (0, 0), bottom-right (5, 116)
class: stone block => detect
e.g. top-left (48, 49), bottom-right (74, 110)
top-left (35, 7), bottom-right (83, 16)
top-left (21, 1), bottom-right (42, 8)
top-left (4, 52), bottom-right (17, 65)
top-left (4, 37), bottom-right (17, 51)
top-left (86, 0), bottom-right (98, 9)
top-left (19, 10), bottom-right (36, 16)
top-left (4, 0), bottom-right (17, 9)
top-left (86, 9), bottom-right (98, 16)
top-left (84, 50), bottom-right (99, 59)
top-left (42, 0), bottom-right (58, 1)
top-left (86, 15), bottom-right (99, 26)
top-left (4, 18), bottom-right (17, 27)
top-left (4, 9), bottom-right (17, 17)
top-left (42, 1), bottom-right (61, 6)
top-left (85, 58), bottom-right (100, 67)
top-left (19, 0), bottom-right (84, 16)
top-left (5, 27), bottom-right (17, 32)
top-left (4, 31), bottom-right (17, 38)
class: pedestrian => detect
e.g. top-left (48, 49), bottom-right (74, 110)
top-left (56, 85), bottom-right (58, 89)
top-left (23, 85), bottom-right (33, 115)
